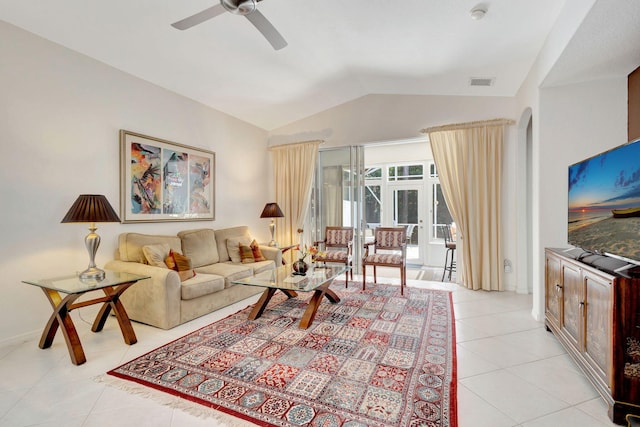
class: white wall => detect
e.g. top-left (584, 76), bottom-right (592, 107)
top-left (533, 78), bottom-right (628, 318)
top-left (0, 22), bottom-right (271, 344)
top-left (517, 77), bottom-right (627, 321)
top-left (269, 94), bottom-right (518, 148)
top-left (269, 93), bottom-right (520, 290)
top-left (539, 78), bottom-right (628, 248)
top-left (365, 140), bottom-right (431, 164)
top-left (514, 0), bottom-right (602, 319)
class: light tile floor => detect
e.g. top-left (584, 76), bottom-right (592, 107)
top-left (0, 274), bottom-right (620, 427)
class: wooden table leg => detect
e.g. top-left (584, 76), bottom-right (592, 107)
top-left (281, 289), bottom-right (298, 299)
top-left (91, 282), bottom-right (138, 345)
top-left (249, 288), bottom-right (277, 320)
top-left (299, 282), bottom-right (341, 329)
top-left (39, 289), bottom-right (86, 365)
top-left (323, 288), bottom-right (340, 303)
top-left (248, 288), bottom-right (298, 320)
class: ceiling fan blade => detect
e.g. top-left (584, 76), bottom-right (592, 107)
top-left (171, 4), bottom-right (226, 30)
top-left (245, 10), bottom-right (287, 50)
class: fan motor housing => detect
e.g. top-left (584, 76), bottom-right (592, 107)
top-left (222, 0), bottom-right (257, 15)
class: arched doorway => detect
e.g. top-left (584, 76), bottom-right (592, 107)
top-left (516, 108), bottom-right (533, 294)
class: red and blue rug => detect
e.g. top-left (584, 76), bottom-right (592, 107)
top-left (106, 282), bottom-right (457, 426)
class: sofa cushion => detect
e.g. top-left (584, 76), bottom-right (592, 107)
top-left (178, 228), bottom-right (219, 268)
top-left (215, 226), bottom-right (250, 262)
top-left (180, 273), bottom-right (225, 300)
top-left (142, 243), bottom-right (171, 267)
top-left (194, 262), bottom-right (253, 288)
top-left (118, 233), bottom-right (182, 263)
top-left (236, 259), bottom-right (275, 275)
top-left (227, 235), bottom-right (253, 263)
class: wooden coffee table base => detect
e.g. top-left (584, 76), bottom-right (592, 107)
top-left (248, 281), bottom-right (340, 329)
top-left (38, 282), bottom-right (138, 365)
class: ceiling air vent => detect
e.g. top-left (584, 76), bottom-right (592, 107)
top-left (469, 77), bottom-right (495, 87)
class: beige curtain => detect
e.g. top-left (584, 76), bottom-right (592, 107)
top-left (270, 140), bottom-right (321, 258)
top-left (323, 166), bottom-right (342, 226)
top-left (422, 119), bottom-right (514, 291)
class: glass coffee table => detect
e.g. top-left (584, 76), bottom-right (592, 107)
top-left (232, 264), bottom-right (348, 329)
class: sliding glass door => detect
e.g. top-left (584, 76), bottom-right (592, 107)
top-left (309, 146), bottom-right (365, 273)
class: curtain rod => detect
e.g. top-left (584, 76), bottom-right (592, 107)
top-left (268, 140), bottom-right (324, 151)
top-left (421, 118), bottom-right (515, 134)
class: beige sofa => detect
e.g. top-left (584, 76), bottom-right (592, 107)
top-left (105, 226), bottom-right (280, 329)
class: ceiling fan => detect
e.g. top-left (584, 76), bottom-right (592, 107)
top-left (171, 0), bottom-right (287, 50)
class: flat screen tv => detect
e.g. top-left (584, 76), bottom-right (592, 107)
top-left (568, 137), bottom-right (640, 266)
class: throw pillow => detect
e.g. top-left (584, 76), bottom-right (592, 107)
top-left (142, 243), bottom-right (171, 267)
top-left (226, 235), bottom-right (253, 263)
top-left (164, 250), bottom-right (196, 282)
top-left (239, 240), bottom-right (266, 264)
top-left (250, 239), bottom-right (266, 262)
top-left (239, 243), bottom-right (255, 264)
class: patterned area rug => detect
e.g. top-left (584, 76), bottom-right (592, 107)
top-left (106, 282), bottom-right (457, 426)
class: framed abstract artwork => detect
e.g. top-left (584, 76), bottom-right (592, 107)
top-left (119, 130), bottom-right (215, 223)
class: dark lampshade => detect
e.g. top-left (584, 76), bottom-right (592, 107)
top-left (61, 194), bottom-right (121, 224)
top-left (260, 202), bottom-right (284, 219)
top-left (61, 194), bottom-right (120, 282)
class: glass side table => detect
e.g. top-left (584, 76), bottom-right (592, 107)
top-left (22, 271), bottom-right (149, 365)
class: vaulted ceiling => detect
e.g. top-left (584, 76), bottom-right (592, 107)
top-left (1, 0), bottom-right (639, 130)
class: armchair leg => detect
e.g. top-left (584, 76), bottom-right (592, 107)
top-left (362, 265), bottom-right (366, 290)
top-left (401, 266), bottom-right (406, 296)
top-left (373, 266), bottom-right (377, 284)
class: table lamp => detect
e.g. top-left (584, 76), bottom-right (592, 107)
top-left (61, 194), bottom-right (121, 281)
top-left (260, 202), bottom-right (284, 247)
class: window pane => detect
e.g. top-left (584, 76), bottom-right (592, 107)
top-left (395, 189), bottom-right (418, 224)
top-left (365, 184), bottom-right (381, 225)
top-left (365, 167), bottom-right (382, 179)
top-left (388, 164), bottom-right (423, 181)
top-left (433, 183), bottom-right (453, 238)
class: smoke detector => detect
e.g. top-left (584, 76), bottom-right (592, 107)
top-left (470, 5), bottom-right (487, 20)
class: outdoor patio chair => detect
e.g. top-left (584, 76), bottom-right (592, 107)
top-left (439, 224), bottom-right (456, 281)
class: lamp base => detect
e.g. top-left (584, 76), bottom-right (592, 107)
top-left (267, 220), bottom-right (278, 248)
top-left (79, 267), bottom-right (106, 282)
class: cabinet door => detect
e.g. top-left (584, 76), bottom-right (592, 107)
top-left (584, 272), bottom-right (612, 388)
top-left (562, 261), bottom-right (583, 349)
top-left (545, 253), bottom-right (562, 330)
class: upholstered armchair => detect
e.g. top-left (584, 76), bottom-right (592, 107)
top-left (362, 226), bottom-right (407, 295)
top-left (313, 226), bottom-right (354, 285)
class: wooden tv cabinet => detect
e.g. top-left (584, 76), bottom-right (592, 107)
top-left (545, 248), bottom-right (640, 425)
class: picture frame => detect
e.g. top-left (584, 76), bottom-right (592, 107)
top-left (119, 130), bottom-right (215, 223)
